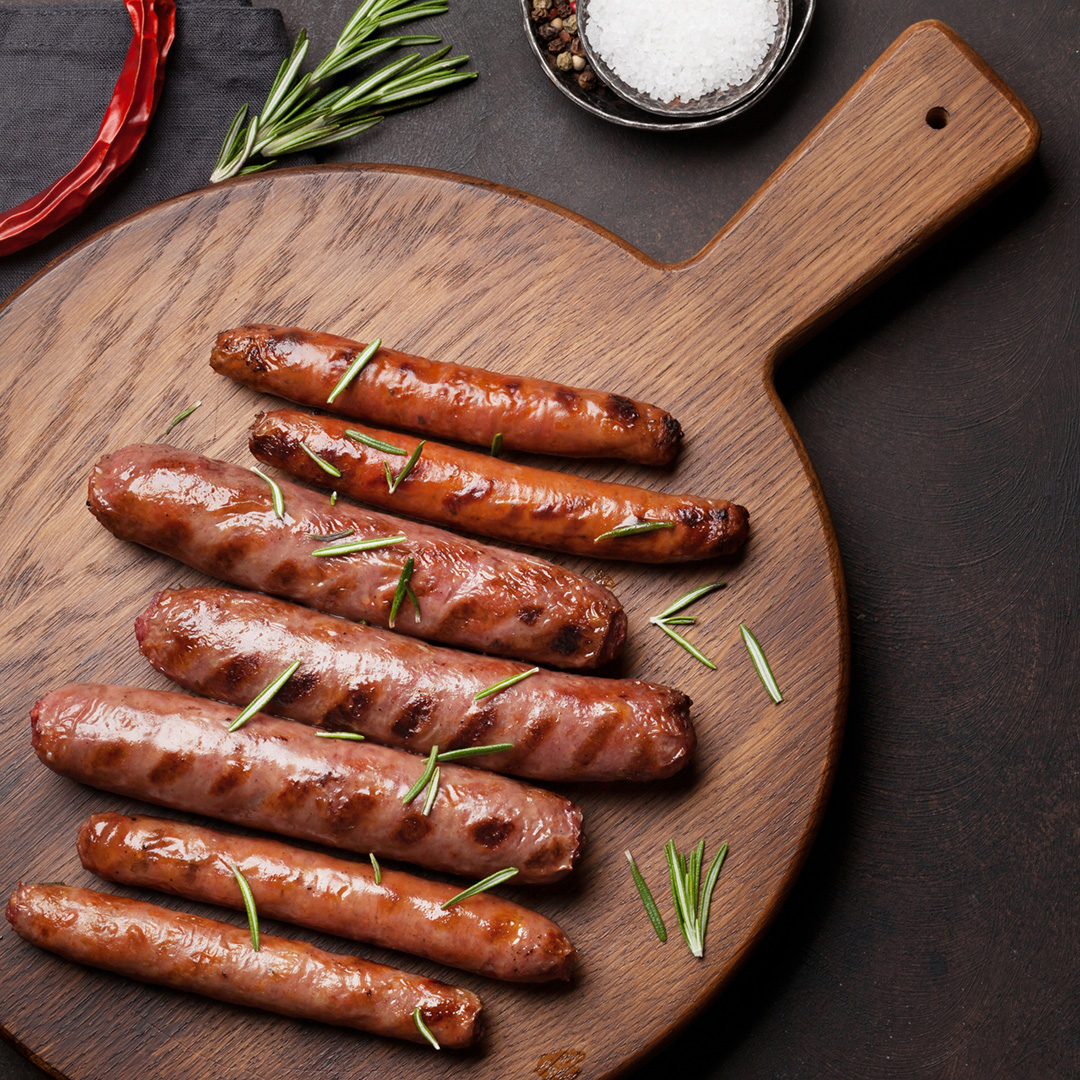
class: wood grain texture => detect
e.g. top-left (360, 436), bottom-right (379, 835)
top-left (0, 22), bottom-right (1037, 1080)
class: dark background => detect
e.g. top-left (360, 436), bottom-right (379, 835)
top-left (2, 0), bottom-right (1078, 1077)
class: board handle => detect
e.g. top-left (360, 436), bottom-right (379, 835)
top-left (681, 20), bottom-right (1039, 375)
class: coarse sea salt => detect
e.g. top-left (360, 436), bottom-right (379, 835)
top-left (587, 0), bottom-right (781, 104)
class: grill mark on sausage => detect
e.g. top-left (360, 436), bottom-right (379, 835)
top-left (443, 476), bottom-right (494, 515)
top-left (517, 605), bottom-right (542, 626)
top-left (607, 394), bottom-right (639, 425)
top-left (92, 743), bottom-right (128, 771)
top-left (322, 683), bottom-right (375, 729)
top-left (249, 425), bottom-right (293, 464)
top-left (208, 534), bottom-right (252, 576)
top-left (222, 654), bottom-right (261, 692)
top-left (266, 559), bottom-right (304, 592)
top-left (394, 813), bottom-right (433, 845)
top-left (676, 506), bottom-right (706, 528)
top-left (272, 668), bottom-right (318, 705)
top-left (326, 791), bottom-right (377, 834)
top-left (148, 750), bottom-right (194, 785)
top-left (554, 388), bottom-right (577, 409)
top-left (210, 760), bottom-right (247, 796)
top-left (469, 818), bottom-right (513, 849)
top-left (443, 705), bottom-right (497, 751)
top-left (514, 716), bottom-right (556, 757)
top-left (570, 713), bottom-right (619, 771)
top-left (523, 837), bottom-right (567, 871)
top-left (661, 414), bottom-right (683, 449)
top-left (550, 623), bottom-right (584, 656)
top-left (156, 518), bottom-right (193, 551)
top-left (391, 695), bottom-right (435, 740)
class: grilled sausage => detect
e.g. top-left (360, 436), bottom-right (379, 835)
top-left (32, 684), bottom-right (582, 884)
top-left (136, 587), bottom-right (695, 782)
top-left (78, 813), bottom-right (575, 983)
top-left (6, 883), bottom-right (482, 1047)
top-left (211, 323), bottom-right (682, 465)
top-left (87, 444), bottom-right (625, 670)
top-left (250, 410), bottom-right (749, 562)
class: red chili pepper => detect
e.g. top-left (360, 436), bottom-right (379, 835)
top-left (0, 0), bottom-right (176, 257)
top-left (570, 1), bottom-right (576, 11)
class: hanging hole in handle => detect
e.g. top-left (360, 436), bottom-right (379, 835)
top-left (925, 106), bottom-right (950, 129)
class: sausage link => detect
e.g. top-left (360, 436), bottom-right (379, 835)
top-left (136, 587), bottom-right (695, 782)
top-left (78, 813), bottom-right (575, 983)
top-left (87, 444), bottom-right (625, 670)
top-left (251, 409), bottom-right (749, 562)
top-left (211, 323), bottom-right (682, 466)
top-left (6, 883), bottom-right (481, 1047)
top-left (32, 684), bottom-right (582, 884)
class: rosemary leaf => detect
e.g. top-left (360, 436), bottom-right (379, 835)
top-left (315, 730), bottom-right (366, 740)
top-left (305, 527), bottom-right (354, 542)
top-left (594, 521), bottom-right (675, 543)
top-left (405, 583), bottom-right (422, 622)
top-left (163, 400), bottom-right (201, 437)
top-left (413, 1006), bottom-right (440, 1050)
top-left (625, 850), bottom-right (667, 942)
top-left (251, 465), bottom-right (285, 519)
top-left (420, 766), bottom-right (440, 815)
top-left (740, 623), bottom-right (783, 703)
top-left (661, 615), bottom-right (697, 626)
top-left (436, 742), bottom-right (513, 762)
top-left (331, 491), bottom-right (338, 504)
top-left (228, 661), bottom-right (302, 732)
top-left (402, 744), bottom-right (439, 804)
top-left (327, 338), bottom-right (382, 404)
top-left (229, 863), bottom-right (260, 951)
top-left (489, 432), bottom-right (503, 457)
top-left (473, 667), bottom-right (539, 701)
top-left (300, 441), bottom-right (342, 477)
top-left (311, 533), bottom-right (407, 556)
top-left (651, 619), bottom-right (717, 670)
top-left (385, 440), bottom-right (425, 493)
top-left (440, 867), bottom-right (519, 910)
top-left (389, 556), bottom-right (415, 628)
top-left (663, 839), bottom-right (729, 958)
top-left (346, 428), bottom-right (407, 455)
top-left (369, 853), bottom-right (381, 884)
top-left (655, 582), bottom-right (725, 621)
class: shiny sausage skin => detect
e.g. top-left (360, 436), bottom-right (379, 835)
top-left (137, 587), bottom-right (695, 782)
top-left (87, 444), bottom-right (625, 670)
top-left (32, 684), bottom-right (582, 884)
top-left (79, 813), bottom-right (575, 983)
top-left (6, 883), bottom-right (481, 1046)
top-left (211, 323), bottom-right (682, 466)
top-left (251, 410), bottom-right (750, 562)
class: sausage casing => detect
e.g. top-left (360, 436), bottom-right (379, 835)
top-left (87, 444), bottom-right (626, 670)
top-left (6, 883), bottom-right (481, 1046)
top-left (78, 813), bottom-right (575, 982)
top-left (32, 684), bottom-right (582, 884)
top-left (211, 323), bottom-right (682, 465)
top-left (251, 409), bottom-right (750, 562)
top-left (136, 587), bottom-right (695, 782)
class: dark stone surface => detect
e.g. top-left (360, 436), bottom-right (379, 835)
top-left (2, 0), bottom-right (1077, 1077)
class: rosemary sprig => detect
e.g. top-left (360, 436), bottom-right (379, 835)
top-left (370, 853), bottom-right (381, 884)
top-left (435, 742), bottom-right (513, 762)
top-left (347, 428), bottom-right (407, 455)
top-left (421, 766), bottom-right (440, 815)
top-left (440, 867), bottom-right (519, 910)
top-left (229, 863), bottom-right (260, 951)
top-left (389, 556), bottom-right (421, 627)
top-left (664, 839), bottom-right (728, 958)
top-left (656, 582), bottom-right (725, 621)
top-left (649, 582), bottom-right (725, 670)
top-left (653, 620), bottom-right (717, 670)
top-left (227, 660), bottom-right (301, 731)
top-left (473, 667), bottom-right (539, 701)
top-left (740, 623), bottom-right (783, 703)
top-left (163, 400), bottom-right (201, 437)
top-left (402, 744), bottom-right (439, 804)
top-left (311, 533), bottom-right (407, 556)
top-left (251, 465), bottom-right (285, 519)
top-left (300, 441), bottom-right (342, 477)
top-left (327, 339), bottom-right (382, 404)
top-left (211, 2), bottom-right (476, 182)
top-left (315, 730), bottom-right (366, 740)
top-left (489, 432), bottom-right (503, 457)
top-left (305, 527), bottom-right (355, 542)
top-left (594, 520), bottom-right (675, 542)
top-left (384, 440), bottom-right (425, 493)
top-left (413, 1006), bottom-right (440, 1050)
top-left (625, 850), bottom-right (666, 942)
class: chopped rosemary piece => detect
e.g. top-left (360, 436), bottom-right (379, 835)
top-left (405, 583), bottom-right (421, 621)
top-left (413, 1006), bottom-right (440, 1050)
top-left (740, 623), bottom-right (783, 703)
top-left (664, 839), bottom-right (728, 958)
top-left (651, 619), bottom-right (717, 670)
top-left (305, 527), bottom-right (355, 542)
top-left (327, 338), bottom-right (382, 403)
top-left (163, 400), bottom-right (201, 437)
top-left (656, 582), bottom-right (725, 621)
top-left (402, 744), bottom-right (439, 804)
top-left (625, 850), bottom-right (667, 942)
top-left (440, 867), bottom-right (519, 910)
top-left (311, 533), bottom-right (407, 556)
top-left (369, 853), bottom-right (381, 884)
top-left (300, 441), bottom-right (342, 477)
top-left (489, 432), bottom-right (503, 456)
top-left (346, 428), bottom-right (407, 455)
top-left (227, 660), bottom-right (302, 731)
top-left (384, 439), bottom-right (425, 493)
top-left (662, 615), bottom-right (697, 625)
top-left (315, 730), bottom-right (366, 740)
top-left (473, 667), bottom-right (539, 701)
top-left (649, 582), bottom-right (725, 669)
top-left (251, 465), bottom-right (284, 519)
top-left (331, 491), bottom-right (338, 504)
top-left (421, 766), bottom-right (440, 815)
top-left (229, 863), bottom-right (260, 951)
top-left (594, 520), bottom-right (675, 543)
top-left (389, 556), bottom-right (415, 628)
top-left (436, 742), bottom-right (514, 762)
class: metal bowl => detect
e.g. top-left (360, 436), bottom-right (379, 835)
top-left (520, 0), bottom-right (815, 131)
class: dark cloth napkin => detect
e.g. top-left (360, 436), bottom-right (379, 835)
top-left (0, 0), bottom-right (305, 302)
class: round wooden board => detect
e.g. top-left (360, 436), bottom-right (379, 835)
top-left (0, 23), bottom-right (1040, 1079)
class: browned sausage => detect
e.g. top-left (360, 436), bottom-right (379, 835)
top-left (32, 684), bottom-right (582, 884)
top-left (87, 444), bottom-right (626, 670)
top-left (7, 883), bottom-right (481, 1047)
top-left (78, 813), bottom-right (575, 983)
top-left (211, 323), bottom-right (682, 465)
top-left (136, 587), bottom-right (695, 782)
top-left (250, 409), bottom-right (749, 562)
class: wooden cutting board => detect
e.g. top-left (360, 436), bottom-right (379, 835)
top-left (0, 22), bottom-right (1036, 1080)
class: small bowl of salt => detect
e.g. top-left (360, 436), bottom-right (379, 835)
top-left (577, 0), bottom-right (792, 118)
